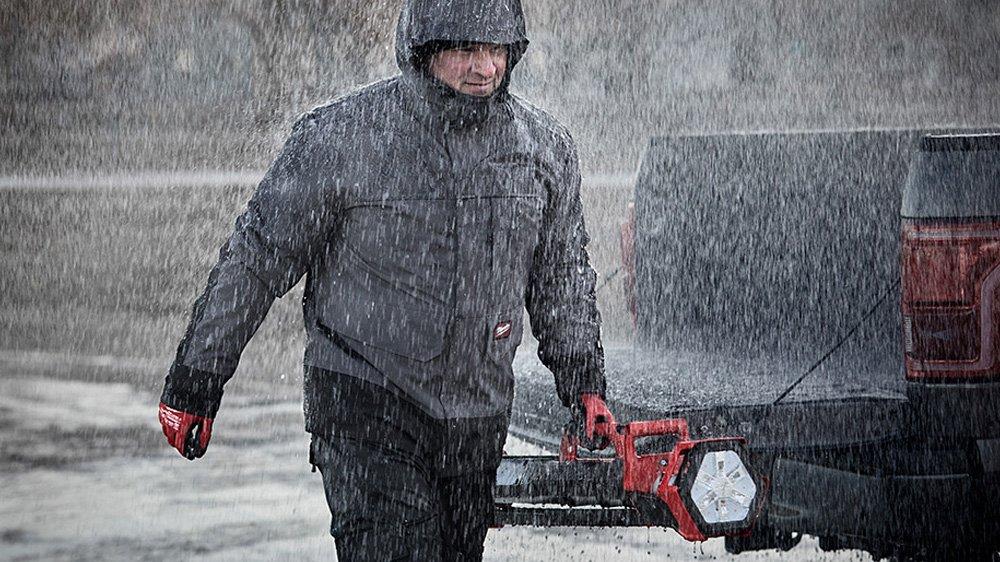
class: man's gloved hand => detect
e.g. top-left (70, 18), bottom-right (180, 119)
top-left (158, 402), bottom-right (213, 460)
top-left (578, 393), bottom-right (616, 450)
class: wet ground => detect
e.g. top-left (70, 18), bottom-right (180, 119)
top-left (0, 360), bottom-right (871, 561)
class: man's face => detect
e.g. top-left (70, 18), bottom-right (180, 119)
top-left (428, 43), bottom-right (508, 97)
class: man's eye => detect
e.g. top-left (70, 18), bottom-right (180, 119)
top-left (454, 44), bottom-right (505, 55)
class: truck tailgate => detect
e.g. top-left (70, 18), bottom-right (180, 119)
top-left (512, 269), bottom-right (906, 451)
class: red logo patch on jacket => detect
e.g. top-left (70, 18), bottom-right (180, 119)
top-left (493, 320), bottom-right (512, 340)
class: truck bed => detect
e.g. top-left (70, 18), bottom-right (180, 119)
top-left (511, 285), bottom-right (907, 452)
top-left (508, 130), bottom-right (923, 453)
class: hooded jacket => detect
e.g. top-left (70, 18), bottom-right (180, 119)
top-left (161, 0), bottom-right (606, 422)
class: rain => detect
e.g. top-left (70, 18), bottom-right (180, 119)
top-left (2, 1), bottom-right (1000, 560)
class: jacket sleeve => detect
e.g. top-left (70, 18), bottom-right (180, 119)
top-left (525, 137), bottom-right (607, 408)
top-left (161, 114), bottom-right (342, 417)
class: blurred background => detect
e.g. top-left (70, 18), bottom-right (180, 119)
top-left (4, 0), bottom-right (1000, 175)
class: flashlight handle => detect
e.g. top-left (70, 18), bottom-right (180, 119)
top-left (617, 419), bottom-right (691, 463)
top-left (623, 419), bottom-right (690, 441)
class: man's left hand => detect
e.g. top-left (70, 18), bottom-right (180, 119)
top-left (579, 393), bottom-right (616, 449)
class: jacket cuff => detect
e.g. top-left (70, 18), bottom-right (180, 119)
top-left (555, 365), bottom-right (607, 408)
top-left (160, 363), bottom-right (230, 418)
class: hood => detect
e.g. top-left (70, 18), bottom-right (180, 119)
top-left (395, 0), bottom-right (529, 124)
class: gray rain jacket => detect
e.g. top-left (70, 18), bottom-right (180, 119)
top-left (161, 0), bottom-right (606, 423)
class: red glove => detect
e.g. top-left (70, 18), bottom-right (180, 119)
top-left (580, 393), bottom-right (616, 442)
top-left (158, 402), bottom-right (213, 460)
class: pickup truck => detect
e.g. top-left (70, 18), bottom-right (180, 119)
top-left (509, 130), bottom-right (1000, 561)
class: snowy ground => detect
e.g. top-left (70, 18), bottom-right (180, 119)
top-left (0, 369), bottom-right (874, 561)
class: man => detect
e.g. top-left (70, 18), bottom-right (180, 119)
top-left (157, 0), bottom-right (614, 559)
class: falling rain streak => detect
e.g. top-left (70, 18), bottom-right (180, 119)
top-left (2, 1), bottom-right (1000, 560)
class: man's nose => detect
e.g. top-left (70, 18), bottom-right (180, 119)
top-left (470, 51), bottom-right (497, 78)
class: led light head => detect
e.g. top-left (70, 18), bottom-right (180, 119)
top-left (676, 440), bottom-right (762, 537)
top-left (690, 450), bottom-right (757, 523)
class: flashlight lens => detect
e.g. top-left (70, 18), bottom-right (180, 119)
top-left (689, 450), bottom-right (757, 524)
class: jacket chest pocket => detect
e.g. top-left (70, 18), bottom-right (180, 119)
top-left (485, 162), bottom-right (545, 276)
top-left (491, 194), bottom-right (543, 276)
top-left (454, 162), bottom-right (545, 311)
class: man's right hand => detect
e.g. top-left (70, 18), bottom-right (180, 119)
top-left (158, 402), bottom-right (214, 460)
top-left (580, 393), bottom-right (615, 440)
top-left (574, 393), bottom-right (616, 451)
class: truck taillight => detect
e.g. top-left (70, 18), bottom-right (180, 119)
top-left (902, 220), bottom-right (1000, 379)
top-left (901, 132), bottom-right (1000, 382)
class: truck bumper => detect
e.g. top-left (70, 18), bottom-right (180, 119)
top-left (767, 458), bottom-right (983, 546)
top-left (906, 381), bottom-right (1000, 439)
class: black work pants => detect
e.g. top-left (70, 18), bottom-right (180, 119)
top-left (308, 370), bottom-right (508, 562)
